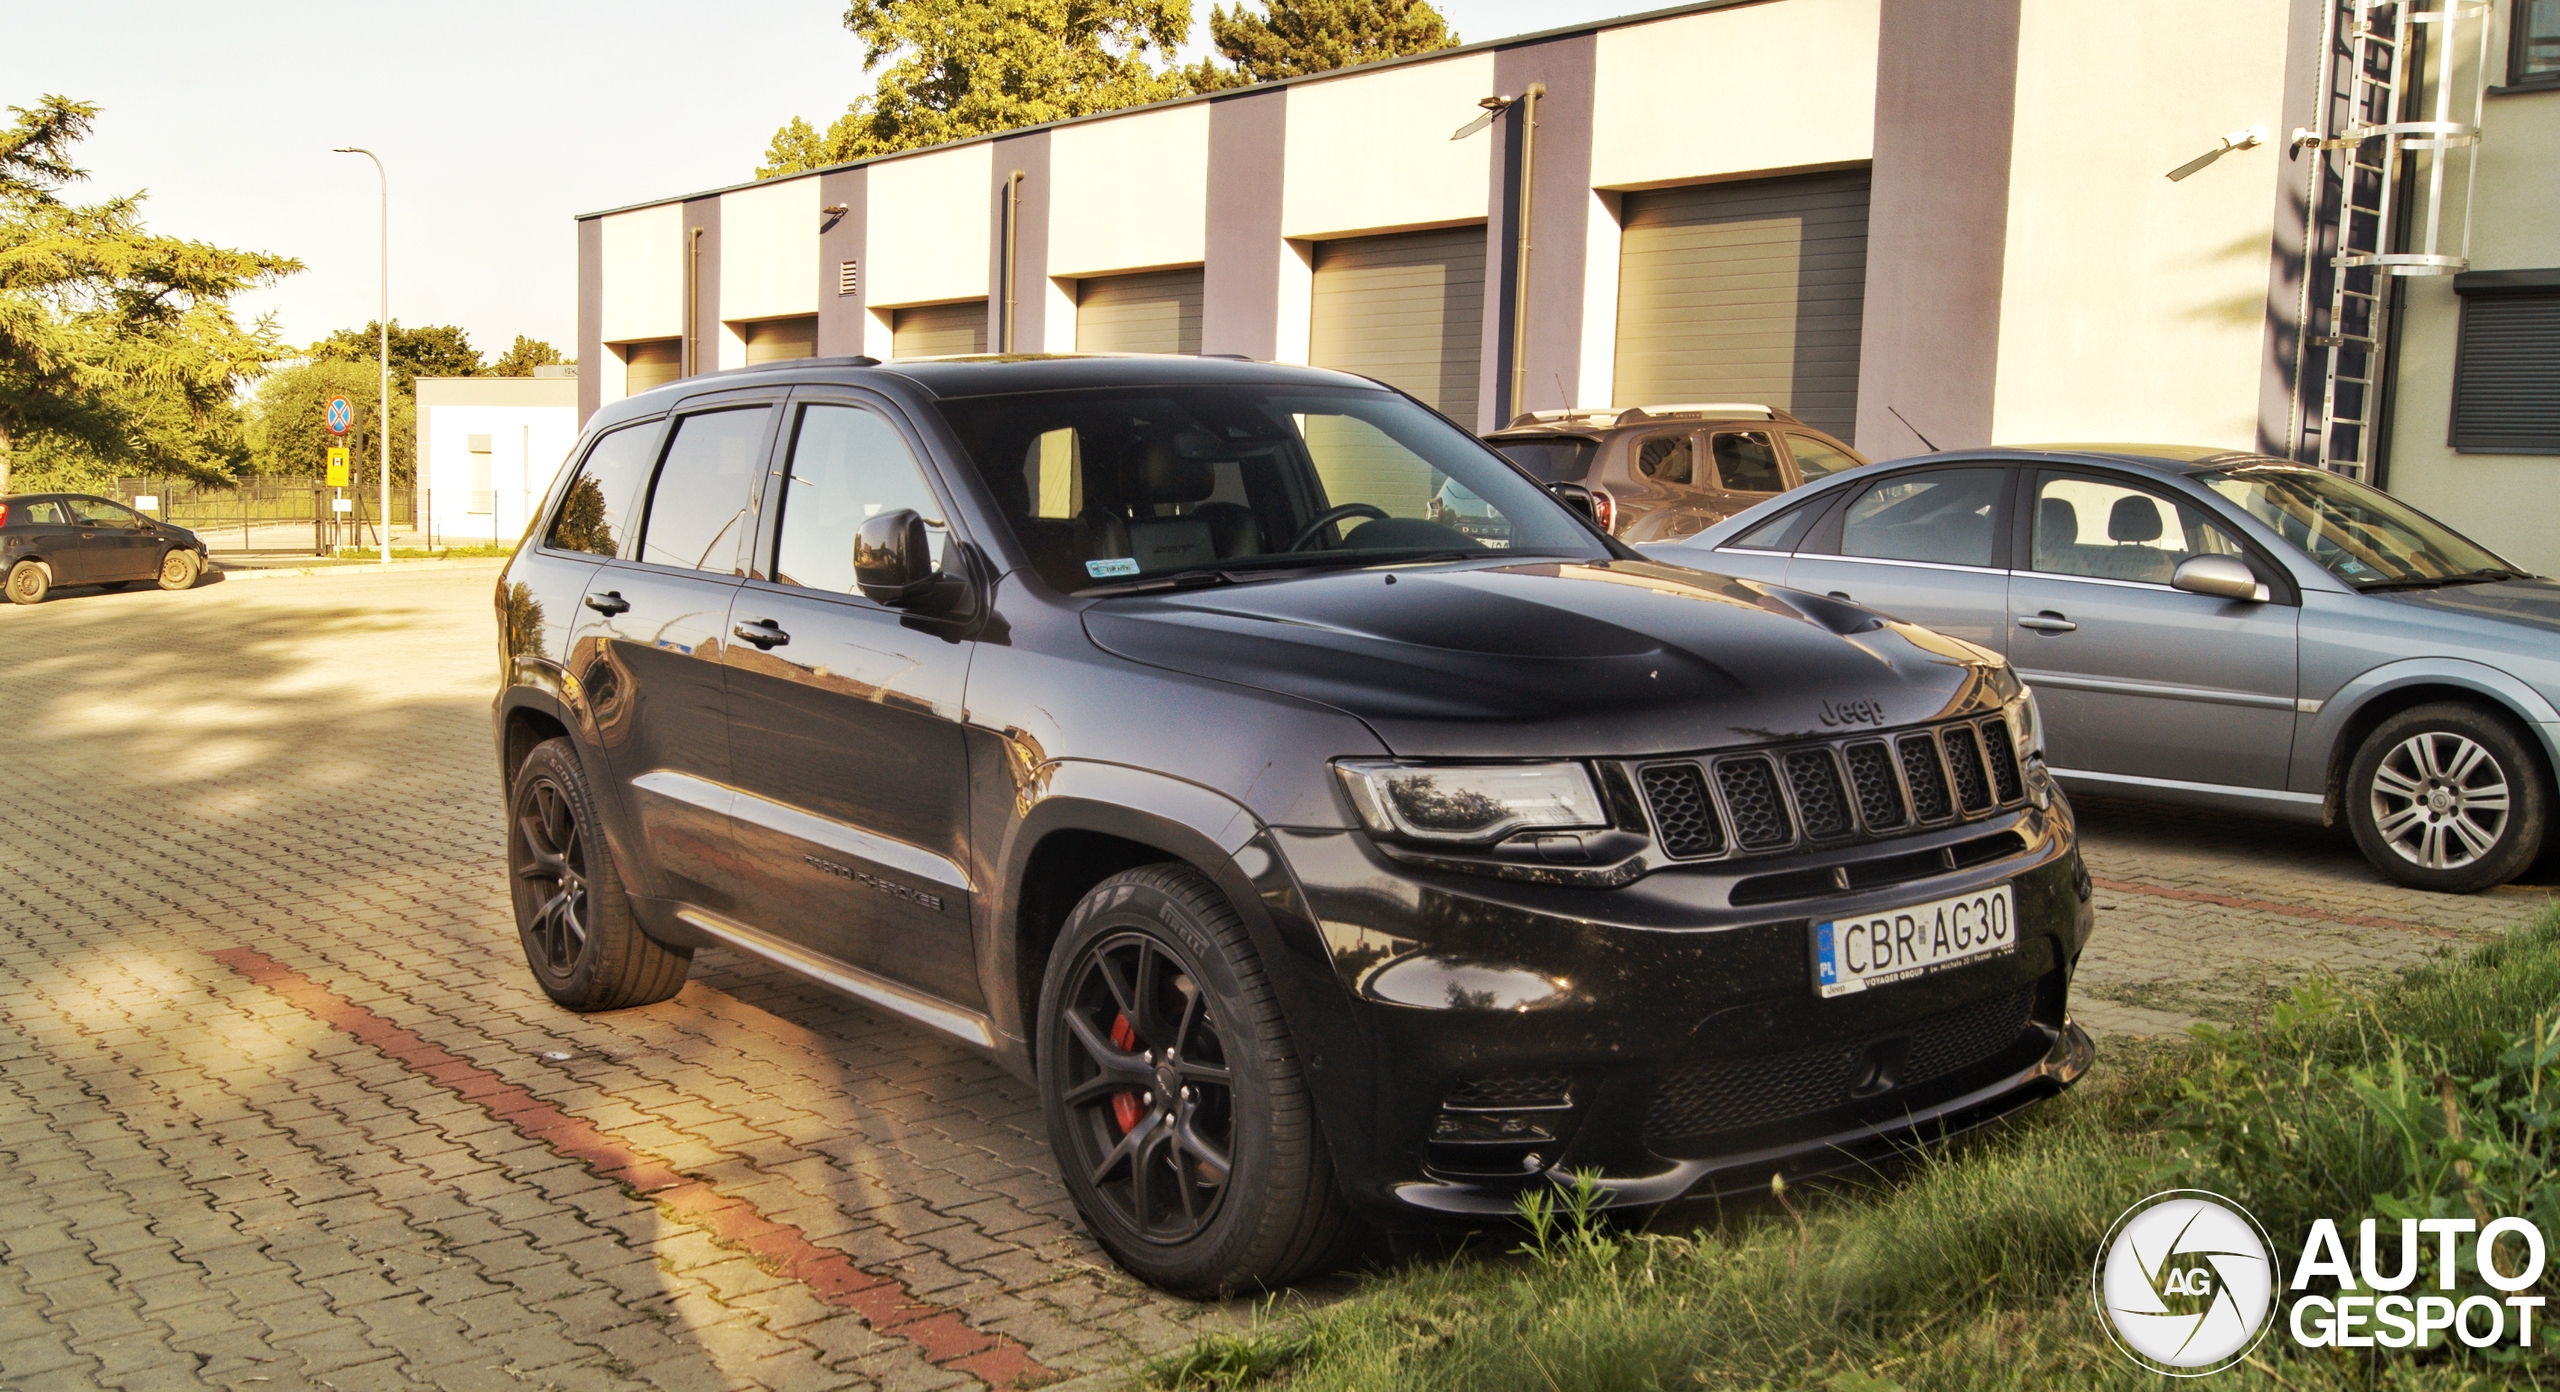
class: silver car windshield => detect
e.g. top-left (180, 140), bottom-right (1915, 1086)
top-left (935, 386), bottom-right (1607, 594)
top-left (2202, 466), bottom-right (2521, 589)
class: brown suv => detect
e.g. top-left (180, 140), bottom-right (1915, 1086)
top-left (1476, 405), bottom-right (1869, 544)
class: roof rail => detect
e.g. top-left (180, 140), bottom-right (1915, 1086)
top-left (1503, 407), bottom-right (1625, 429)
top-left (1617, 402), bottom-right (1800, 425)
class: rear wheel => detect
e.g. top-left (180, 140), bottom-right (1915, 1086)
top-left (507, 737), bottom-right (691, 1009)
top-left (2347, 703), bottom-right (2548, 893)
top-left (157, 549), bottom-right (200, 591)
top-left (6, 560), bottom-right (49, 605)
top-left (1037, 865), bottom-right (1358, 1297)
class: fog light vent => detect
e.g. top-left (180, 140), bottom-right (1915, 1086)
top-left (1442, 1073), bottom-right (1573, 1111)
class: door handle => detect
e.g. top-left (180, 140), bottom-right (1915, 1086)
top-left (732, 619), bottom-right (790, 649)
top-left (2016, 612), bottom-right (2077, 633)
top-left (583, 591), bottom-right (629, 616)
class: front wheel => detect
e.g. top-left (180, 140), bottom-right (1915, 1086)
top-left (157, 549), bottom-right (201, 591)
top-left (1036, 865), bottom-right (1358, 1297)
top-left (2347, 703), bottom-right (2549, 893)
top-left (507, 737), bottom-right (691, 1009)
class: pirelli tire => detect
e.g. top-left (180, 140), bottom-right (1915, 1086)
top-left (506, 736), bottom-right (692, 1010)
top-left (1036, 864), bottom-right (1360, 1297)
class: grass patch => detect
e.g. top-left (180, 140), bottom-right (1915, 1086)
top-left (1138, 910), bottom-right (2560, 1390)
top-left (330, 544), bottom-right (515, 560)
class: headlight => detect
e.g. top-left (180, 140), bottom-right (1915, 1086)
top-left (2003, 686), bottom-right (2044, 762)
top-left (1336, 761), bottom-right (1607, 844)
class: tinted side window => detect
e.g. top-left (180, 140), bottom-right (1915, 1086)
top-left (1732, 498), bottom-right (1822, 551)
top-left (1635, 434), bottom-right (1694, 485)
top-left (548, 422), bottom-right (660, 557)
top-left (68, 498), bottom-right (137, 524)
top-left (640, 407), bottom-right (771, 573)
top-left (1711, 432), bottom-right (1785, 492)
top-left (774, 404), bottom-right (947, 594)
top-left (16, 500), bottom-right (67, 525)
top-left (1786, 433), bottom-right (1863, 481)
top-left (1840, 468), bottom-right (2005, 567)
top-left (2030, 473), bottom-right (2247, 585)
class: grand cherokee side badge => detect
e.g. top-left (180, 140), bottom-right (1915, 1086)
top-left (805, 854), bottom-right (945, 912)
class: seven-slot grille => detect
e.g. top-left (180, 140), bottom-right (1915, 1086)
top-left (1638, 716), bottom-right (2028, 862)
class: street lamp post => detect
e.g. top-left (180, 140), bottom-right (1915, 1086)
top-left (333, 147), bottom-right (390, 566)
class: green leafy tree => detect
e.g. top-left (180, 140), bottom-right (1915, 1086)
top-left (247, 357), bottom-right (416, 484)
top-left (758, 0), bottom-right (1195, 176)
top-left (307, 320), bottom-right (482, 394)
top-left (1191, 0), bottom-right (1458, 88)
top-left (487, 334), bottom-right (569, 377)
top-left (0, 95), bottom-right (299, 493)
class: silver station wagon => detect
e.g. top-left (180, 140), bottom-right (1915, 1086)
top-left (1652, 446), bottom-right (2560, 894)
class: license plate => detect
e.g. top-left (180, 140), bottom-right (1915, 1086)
top-left (1813, 884), bottom-right (2015, 998)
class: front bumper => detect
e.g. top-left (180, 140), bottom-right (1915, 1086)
top-left (1269, 796), bottom-right (2095, 1222)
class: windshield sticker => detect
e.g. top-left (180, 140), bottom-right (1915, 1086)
top-left (2337, 558), bottom-right (2373, 577)
top-left (1085, 558), bottom-right (1141, 578)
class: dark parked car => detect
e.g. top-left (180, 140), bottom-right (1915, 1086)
top-left (3, 493), bottom-right (209, 604)
top-left (1482, 404), bottom-right (1870, 544)
top-left (1650, 446), bottom-right (2560, 893)
top-left (491, 355), bottom-right (2093, 1295)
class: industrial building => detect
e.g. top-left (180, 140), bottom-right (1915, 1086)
top-left (417, 373), bottom-right (580, 548)
top-left (575, 0), bottom-right (2560, 569)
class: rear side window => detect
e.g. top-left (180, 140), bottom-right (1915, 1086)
top-left (1711, 432), bottom-right (1785, 492)
top-left (1786, 433), bottom-right (1863, 480)
top-left (548, 422), bottom-right (661, 558)
top-left (1731, 499), bottom-right (1823, 551)
top-left (774, 404), bottom-right (947, 594)
top-left (1492, 438), bottom-right (1597, 483)
top-left (640, 407), bottom-right (771, 573)
top-left (14, 500), bottom-right (67, 525)
top-left (1840, 468), bottom-right (2005, 567)
top-left (1635, 433), bottom-right (1695, 485)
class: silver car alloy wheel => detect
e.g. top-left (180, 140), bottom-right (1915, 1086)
top-left (2369, 731), bottom-right (2511, 870)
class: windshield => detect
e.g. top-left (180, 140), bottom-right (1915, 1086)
top-left (1490, 437), bottom-right (1598, 483)
top-left (934, 386), bottom-right (1608, 594)
top-left (2202, 466), bottom-right (2519, 588)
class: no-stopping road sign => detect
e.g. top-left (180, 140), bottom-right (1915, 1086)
top-left (327, 397), bottom-right (352, 434)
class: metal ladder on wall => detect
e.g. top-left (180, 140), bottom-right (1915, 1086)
top-left (2292, 0), bottom-right (2489, 480)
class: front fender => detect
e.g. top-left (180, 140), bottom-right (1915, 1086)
top-left (2298, 657), bottom-right (2560, 800)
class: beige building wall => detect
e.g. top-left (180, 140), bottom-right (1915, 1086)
top-left (2385, 13), bottom-right (2560, 574)
top-left (865, 143), bottom-right (994, 309)
top-left (1587, 0), bottom-right (1878, 191)
top-left (1281, 53), bottom-right (1495, 238)
top-left (717, 178), bottom-right (820, 369)
top-left (1989, 0), bottom-right (2291, 448)
top-left (1049, 106), bottom-right (1210, 276)
top-left (597, 203), bottom-right (683, 407)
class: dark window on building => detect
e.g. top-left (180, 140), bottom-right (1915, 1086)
top-left (548, 422), bottom-right (661, 558)
top-left (640, 407), bottom-right (771, 572)
top-left (2450, 285), bottom-right (2560, 454)
top-left (2512, 0), bottom-right (2560, 85)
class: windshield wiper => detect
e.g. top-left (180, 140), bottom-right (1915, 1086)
top-left (1079, 570), bottom-right (1239, 597)
top-left (2356, 568), bottom-right (2522, 591)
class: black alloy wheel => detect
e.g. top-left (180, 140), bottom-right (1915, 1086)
top-left (158, 549), bottom-right (200, 591)
top-left (5, 559), bottom-right (48, 605)
top-left (506, 737), bottom-right (691, 1010)
top-left (2347, 702), bottom-right (2550, 894)
top-left (1037, 865), bottom-right (1358, 1296)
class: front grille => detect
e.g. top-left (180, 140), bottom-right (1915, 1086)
top-left (1784, 750), bottom-right (1853, 840)
top-left (1442, 1073), bottom-right (1574, 1111)
top-left (1637, 715), bottom-right (2031, 863)
top-left (1641, 763), bottom-right (1724, 857)
top-left (1645, 984), bottom-right (2040, 1143)
top-left (1899, 734), bottom-right (1955, 821)
top-left (1943, 726), bottom-right (1993, 813)
top-left (1716, 757), bottom-right (1794, 850)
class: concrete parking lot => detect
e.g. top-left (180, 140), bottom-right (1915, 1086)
top-left (3, 565), bottom-right (2550, 1391)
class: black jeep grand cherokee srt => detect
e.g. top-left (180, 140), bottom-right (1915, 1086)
top-left (492, 354), bottom-right (2094, 1296)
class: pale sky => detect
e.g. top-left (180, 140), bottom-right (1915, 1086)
top-left (7, 1), bottom-right (1649, 362)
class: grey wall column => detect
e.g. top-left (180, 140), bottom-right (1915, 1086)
top-left (683, 195), bottom-right (722, 377)
top-left (2261, 0), bottom-right (2330, 459)
top-left (1202, 89), bottom-right (1288, 360)
top-left (990, 133), bottom-right (1052, 351)
top-left (1489, 35), bottom-right (1597, 429)
top-left (577, 217), bottom-right (602, 424)
top-left (817, 167), bottom-right (868, 357)
top-left (1855, 0), bottom-right (2022, 456)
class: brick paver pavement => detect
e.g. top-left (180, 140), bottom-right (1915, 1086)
top-left (4, 563), bottom-right (2552, 1389)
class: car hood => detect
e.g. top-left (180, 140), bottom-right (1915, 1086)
top-left (1081, 559), bottom-right (2010, 758)
top-left (2374, 576), bottom-right (2560, 634)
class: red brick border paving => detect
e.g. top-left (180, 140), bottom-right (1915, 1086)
top-left (2090, 877), bottom-right (2459, 938)
top-left (210, 945), bottom-right (1057, 1390)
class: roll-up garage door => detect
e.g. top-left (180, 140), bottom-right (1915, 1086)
top-left (1309, 228), bottom-right (1485, 426)
top-left (891, 300), bottom-right (988, 359)
top-left (1076, 269), bottom-right (1204, 355)
top-left (620, 339), bottom-right (681, 394)
top-left (1612, 171), bottom-right (1869, 440)
top-left (742, 315), bottom-right (817, 364)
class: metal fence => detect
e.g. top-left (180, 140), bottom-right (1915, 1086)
top-left (108, 477), bottom-right (420, 553)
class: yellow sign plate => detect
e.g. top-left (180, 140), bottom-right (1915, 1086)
top-left (325, 446), bottom-right (350, 487)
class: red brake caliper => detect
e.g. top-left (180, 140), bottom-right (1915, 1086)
top-left (1109, 1013), bottom-right (1146, 1134)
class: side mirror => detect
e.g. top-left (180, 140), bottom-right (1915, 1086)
top-left (2172, 554), bottom-right (2265, 602)
top-left (854, 509), bottom-right (936, 606)
top-left (1549, 482), bottom-right (1597, 524)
